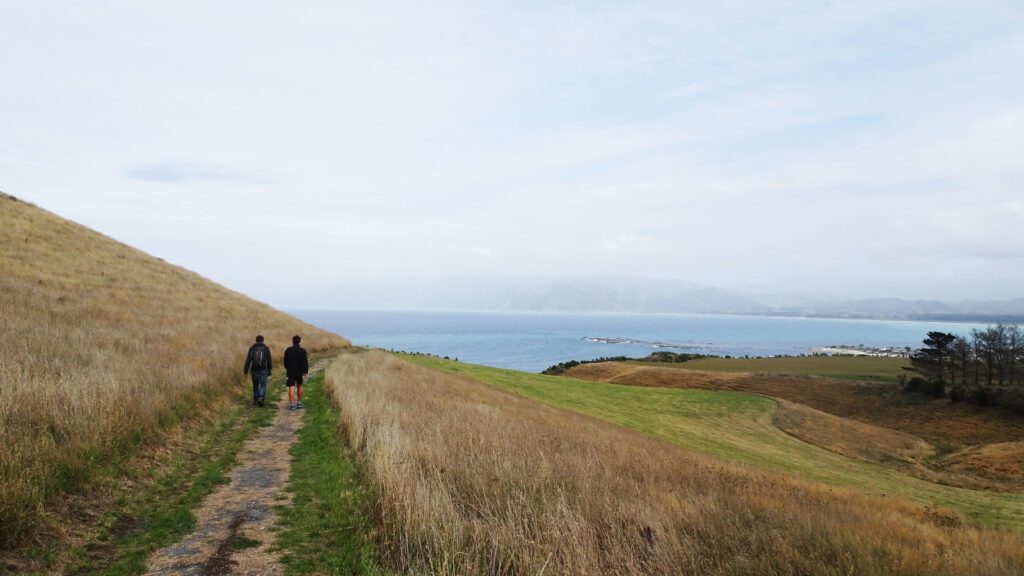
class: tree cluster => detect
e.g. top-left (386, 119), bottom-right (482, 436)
top-left (542, 356), bottom-right (637, 376)
top-left (909, 325), bottom-right (1024, 413)
top-left (541, 352), bottom-right (709, 375)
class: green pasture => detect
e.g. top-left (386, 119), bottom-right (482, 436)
top-left (649, 355), bottom-right (913, 383)
top-left (405, 355), bottom-right (1024, 530)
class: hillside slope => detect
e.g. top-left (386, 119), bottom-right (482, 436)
top-left (566, 361), bottom-right (1024, 492)
top-left (412, 357), bottom-right (1024, 528)
top-left (0, 193), bottom-right (349, 545)
top-left (328, 351), bottom-right (1024, 574)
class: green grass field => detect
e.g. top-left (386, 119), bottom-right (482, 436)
top-left (645, 355), bottom-right (912, 383)
top-left (405, 356), bottom-right (1024, 530)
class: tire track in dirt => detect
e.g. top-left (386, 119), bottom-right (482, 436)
top-left (144, 361), bottom-right (329, 576)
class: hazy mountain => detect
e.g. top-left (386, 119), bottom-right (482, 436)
top-left (954, 298), bottom-right (1024, 315)
top-left (762, 297), bottom-right (1024, 322)
top-left (773, 298), bottom-right (957, 318)
top-left (495, 277), bottom-right (764, 313)
top-left (294, 274), bottom-right (1024, 321)
top-left (296, 274), bottom-right (764, 314)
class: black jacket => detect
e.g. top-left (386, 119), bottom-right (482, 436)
top-left (284, 345), bottom-right (309, 377)
top-left (244, 342), bottom-right (272, 375)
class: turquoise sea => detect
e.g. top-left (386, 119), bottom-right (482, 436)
top-left (291, 309), bottom-right (989, 373)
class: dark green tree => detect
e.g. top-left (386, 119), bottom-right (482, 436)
top-left (951, 335), bottom-right (972, 386)
top-left (911, 331), bottom-right (957, 383)
top-left (975, 326), bottom-right (1006, 386)
top-left (1006, 324), bottom-right (1021, 387)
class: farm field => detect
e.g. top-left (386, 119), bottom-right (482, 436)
top-left (650, 355), bottom-right (911, 382)
top-left (407, 355), bottom-right (1024, 529)
top-left (567, 361), bottom-right (1024, 451)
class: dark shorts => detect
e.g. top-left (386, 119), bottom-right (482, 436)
top-left (286, 374), bottom-right (304, 387)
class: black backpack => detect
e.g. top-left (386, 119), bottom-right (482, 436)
top-left (251, 344), bottom-right (268, 370)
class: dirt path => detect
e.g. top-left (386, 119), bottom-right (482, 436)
top-left (144, 362), bottom-right (327, 576)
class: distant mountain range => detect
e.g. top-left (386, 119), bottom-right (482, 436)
top-left (296, 274), bottom-right (1024, 322)
top-left (761, 297), bottom-right (1024, 322)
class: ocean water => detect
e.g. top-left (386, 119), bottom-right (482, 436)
top-left (291, 309), bottom-right (989, 373)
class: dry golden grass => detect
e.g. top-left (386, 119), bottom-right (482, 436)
top-left (773, 399), bottom-right (935, 465)
top-left (0, 194), bottom-right (349, 546)
top-left (326, 350), bottom-right (1024, 575)
top-left (412, 357), bottom-right (1024, 526)
top-left (767, 400), bottom-right (1015, 491)
top-left (942, 442), bottom-right (1024, 487)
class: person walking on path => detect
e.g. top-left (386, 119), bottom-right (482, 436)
top-left (283, 335), bottom-right (309, 410)
top-left (244, 335), bottom-right (272, 407)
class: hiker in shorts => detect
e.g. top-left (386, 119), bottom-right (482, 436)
top-left (243, 335), bottom-right (272, 407)
top-left (283, 335), bottom-right (309, 410)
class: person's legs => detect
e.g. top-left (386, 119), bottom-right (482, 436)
top-left (286, 375), bottom-right (300, 408)
top-left (257, 371), bottom-right (268, 405)
top-left (296, 384), bottom-right (303, 407)
top-left (250, 373), bottom-right (260, 405)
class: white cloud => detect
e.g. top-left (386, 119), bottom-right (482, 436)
top-left (2, 1), bottom-right (1023, 302)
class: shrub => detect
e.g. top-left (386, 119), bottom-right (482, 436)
top-left (927, 379), bottom-right (946, 398)
top-left (902, 377), bottom-right (944, 398)
top-left (903, 377), bottom-right (928, 393)
top-left (979, 387), bottom-right (1024, 415)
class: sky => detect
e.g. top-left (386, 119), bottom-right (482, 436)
top-left (2, 1), bottom-right (1023, 306)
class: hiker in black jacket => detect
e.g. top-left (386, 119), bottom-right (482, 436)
top-left (243, 335), bottom-right (272, 407)
top-left (284, 335), bottom-right (309, 410)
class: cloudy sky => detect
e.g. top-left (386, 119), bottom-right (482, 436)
top-left (2, 1), bottom-right (1023, 306)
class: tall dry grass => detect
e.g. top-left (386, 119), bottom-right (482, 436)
top-left (326, 350), bottom-right (1024, 575)
top-left (0, 194), bottom-right (349, 546)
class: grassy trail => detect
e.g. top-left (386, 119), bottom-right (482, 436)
top-left (408, 356), bottom-right (1024, 530)
top-left (57, 376), bottom-right (281, 575)
top-left (46, 357), bottom-right (375, 576)
top-left (275, 371), bottom-right (381, 575)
